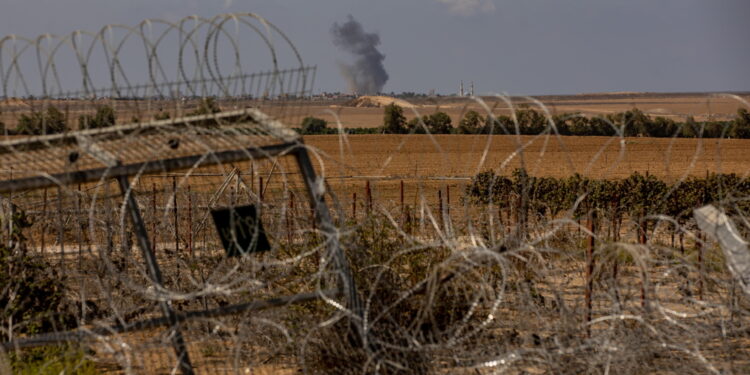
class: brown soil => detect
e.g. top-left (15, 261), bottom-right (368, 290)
top-left (305, 134), bottom-right (750, 181)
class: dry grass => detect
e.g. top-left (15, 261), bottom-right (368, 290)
top-left (4, 93), bottom-right (750, 374)
top-left (306, 134), bottom-right (750, 180)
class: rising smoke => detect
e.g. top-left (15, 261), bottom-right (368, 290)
top-left (330, 15), bottom-right (389, 95)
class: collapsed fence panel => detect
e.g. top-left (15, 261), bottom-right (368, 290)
top-left (0, 12), bottom-right (364, 375)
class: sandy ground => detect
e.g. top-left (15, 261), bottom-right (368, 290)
top-left (304, 134), bottom-right (750, 181)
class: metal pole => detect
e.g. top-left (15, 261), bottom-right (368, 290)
top-left (116, 175), bottom-right (194, 375)
top-left (294, 146), bottom-right (363, 336)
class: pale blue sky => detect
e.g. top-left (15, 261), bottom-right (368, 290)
top-left (1, 0), bottom-right (748, 95)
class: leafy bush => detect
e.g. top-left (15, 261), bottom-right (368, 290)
top-left (0, 206), bottom-right (75, 342)
top-left (405, 111), bottom-right (454, 134)
top-left (457, 110), bottom-right (483, 134)
top-left (154, 109), bottom-right (171, 121)
top-left (299, 107), bottom-right (747, 138)
top-left (78, 105), bottom-right (116, 129)
top-left (382, 103), bottom-right (407, 134)
top-left (300, 116), bottom-right (329, 134)
top-left (16, 107), bottom-right (67, 135)
top-left (304, 215), bottom-right (491, 374)
top-left (187, 97), bottom-right (221, 117)
top-left (465, 168), bottom-right (750, 243)
top-left (10, 345), bottom-right (96, 375)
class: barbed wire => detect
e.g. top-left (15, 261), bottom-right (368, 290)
top-left (0, 10), bottom-right (749, 375)
top-left (0, 12), bottom-right (309, 99)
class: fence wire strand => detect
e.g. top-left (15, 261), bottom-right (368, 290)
top-left (0, 11), bottom-right (750, 375)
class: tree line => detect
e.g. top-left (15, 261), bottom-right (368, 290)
top-left (465, 168), bottom-right (750, 244)
top-left (0, 98), bottom-right (223, 135)
top-left (9, 100), bottom-right (747, 138)
top-left (298, 104), bottom-right (750, 138)
top-left (0, 106), bottom-right (117, 135)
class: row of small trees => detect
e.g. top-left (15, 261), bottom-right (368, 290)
top-left (0, 106), bottom-right (117, 135)
top-left (1, 98), bottom-right (224, 135)
top-left (465, 168), bottom-right (750, 244)
top-left (381, 104), bottom-right (750, 138)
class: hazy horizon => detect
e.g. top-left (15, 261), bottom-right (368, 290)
top-left (1, 0), bottom-right (748, 96)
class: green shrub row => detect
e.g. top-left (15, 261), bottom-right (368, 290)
top-left (298, 105), bottom-right (750, 138)
top-left (2, 98), bottom-right (226, 135)
top-left (465, 168), bottom-right (750, 240)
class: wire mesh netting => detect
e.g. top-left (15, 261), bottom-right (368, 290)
top-left (1, 10), bottom-right (750, 375)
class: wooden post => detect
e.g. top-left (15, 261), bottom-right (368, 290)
top-left (680, 232), bottom-right (685, 254)
top-left (446, 185), bottom-right (451, 231)
top-left (697, 232), bottom-right (703, 300)
top-left (250, 164), bottom-right (255, 193)
top-left (41, 188), bottom-right (47, 253)
top-left (641, 275), bottom-right (648, 311)
top-left (173, 176), bottom-right (179, 254)
top-left (612, 257), bottom-right (619, 304)
top-left (400, 180), bottom-right (404, 223)
top-left (585, 211), bottom-right (596, 336)
top-left (57, 186), bottom-right (64, 266)
top-left (187, 185), bottom-right (193, 258)
top-left (352, 192), bottom-right (357, 219)
top-left (446, 185), bottom-right (451, 217)
top-left (152, 183), bottom-right (157, 253)
top-left (311, 203), bottom-right (316, 231)
top-left (236, 171), bottom-right (241, 201)
top-left (365, 180), bottom-right (372, 214)
top-left (287, 193), bottom-right (294, 245)
top-left (670, 231), bottom-right (675, 248)
top-left (438, 189), bottom-right (443, 229)
top-left (77, 183), bottom-right (83, 266)
top-left (77, 183), bottom-right (85, 321)
top-left (105, 182), bottom-right (113, 255)
top-left (259, 176), bottom-right (264, 202)
top-left (640, 220), bottom-right (648, 245)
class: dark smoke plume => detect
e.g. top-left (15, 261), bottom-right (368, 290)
top-left (331, 15), bottom-right (389, 95)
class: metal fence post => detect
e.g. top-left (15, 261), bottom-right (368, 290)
top-left (294, 146), bottom-right (363, 333)
top-left (116, 175), bottom-right (194, 375)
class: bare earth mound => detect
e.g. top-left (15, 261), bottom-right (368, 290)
top-left (344, 95), bottom-right (417, 109)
